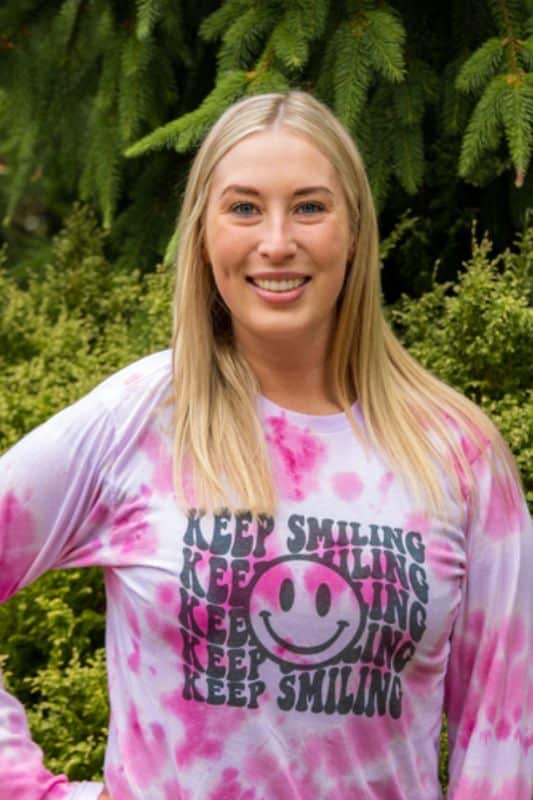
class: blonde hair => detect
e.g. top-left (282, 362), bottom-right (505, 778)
top-left (172, 90), bottom-right (519, 515)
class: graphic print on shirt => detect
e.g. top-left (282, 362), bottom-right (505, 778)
top-left (178, 509), bottom-right (429, 718)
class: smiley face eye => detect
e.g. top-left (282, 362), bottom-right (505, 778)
top-left (280, 578), bottom-right (295, 612)
top-left (316, 583), bottom-right (331, 617)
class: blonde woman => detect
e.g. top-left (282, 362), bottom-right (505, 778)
top-left (0, 91), bottom-right (531, 800)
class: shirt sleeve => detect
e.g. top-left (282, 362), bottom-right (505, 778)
top-left (444, 445), bottom-right (533, 799)
top-left (0, 392), bottom-right (118, 800)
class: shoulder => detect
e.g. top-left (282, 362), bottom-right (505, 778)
top-left (89, 350), bottom-right (172, 409)
top-left (84, 349), bottom-right (173, 430)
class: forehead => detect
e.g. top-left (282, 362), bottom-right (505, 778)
top-left (209, 127), bottom-right (339, 192)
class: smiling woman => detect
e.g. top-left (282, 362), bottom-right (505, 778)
top-left (0, 91), bottom-right (532, 800)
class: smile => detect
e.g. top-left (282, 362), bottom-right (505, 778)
top-left (248, 277), bottom-right (308, 292)
top-left (259, 610), bottom-right (349, 654)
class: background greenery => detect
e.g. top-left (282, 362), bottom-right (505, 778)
top-left (0, 0), bottom-right (531, 794)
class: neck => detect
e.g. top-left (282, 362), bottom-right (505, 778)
top-left (235, 330), bottom-right (342, 415)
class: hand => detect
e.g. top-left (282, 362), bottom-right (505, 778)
top-left (98, 790), bottom-right (111, 800)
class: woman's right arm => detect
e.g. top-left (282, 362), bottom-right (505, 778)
top-left (0, 393), bottom-right (117, 800)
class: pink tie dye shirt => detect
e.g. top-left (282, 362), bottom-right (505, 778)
top-left (0, 350), bottom-right (532, 800)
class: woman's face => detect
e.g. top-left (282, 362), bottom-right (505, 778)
top-left (203, 127), bottom-right (354, 355)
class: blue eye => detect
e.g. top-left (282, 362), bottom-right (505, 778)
top-left (296, 201), bottom-right (325, 214)
top-left (231, 202), bottom-right (258, 216)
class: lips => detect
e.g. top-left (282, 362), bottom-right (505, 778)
top-left (246, 275), bottom-right (310, 293)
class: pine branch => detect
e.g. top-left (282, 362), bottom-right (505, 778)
top-left (136, 0), bottom-right (163, 41)
top-left (125, 70), bottom-right (250, 158)
top-left (119, 36), bottom-right (155, 141)
top-left (199, 0), bottom-right (251, 42)
top-left (356, 86), bottom-right (394, 212)
top-left (441, 57), bottom-right (473, 135)
top-left (456, 37), bottom-right (506, 93)
top-left (245, 68), bottom-right (290, 94)
top-left (393, 60), bottom-right (438, 126)
top-left (333, 20), bottom-right (373, 130)
top-left (487, 0), bottom-right (525, 37)
top-left (271, 13), bottom-right (310, 70)
top-left (216, 6), bottom-right (278, 74)
top-left (500, 73), bottom-right (533, 185)
top-left (365, 9), bottom-right (406, 83)
top-left (392, 125), bottom-right (424, 194)
top-left (282, 0), bottom-right (329, 41)
top-left (459, 75), bottom-right (507, 177)
top-left (175, 71), bottom-right (251, 152)
top-left (519, 35), bottom-right (533, 70)
top-left (55, 0), bottom-right (85, 51)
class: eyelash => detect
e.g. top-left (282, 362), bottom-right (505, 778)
top-left (230, 201), bottom-right (325, 216)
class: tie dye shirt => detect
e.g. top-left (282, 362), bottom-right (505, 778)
top-left (0, 350), bottom-right (532, 800)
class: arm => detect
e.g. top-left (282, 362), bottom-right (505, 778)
top-left (444, 447), bottom-right (533, 799)
top-left (0, 394), bottom-right (117, 800)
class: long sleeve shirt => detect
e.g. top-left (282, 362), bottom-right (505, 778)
top-left (1, 350), bottom-right (532, 799)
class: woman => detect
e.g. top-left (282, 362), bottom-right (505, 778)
top-left (0, 91), bottom-right (531, 800)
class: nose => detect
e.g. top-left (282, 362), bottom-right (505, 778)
top-left (257, 215), bottom-right (297, 263)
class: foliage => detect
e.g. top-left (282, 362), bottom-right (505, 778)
top-left (392, 222), bottom-right (533, 501)
top-left (0, 1), bottom-right (531, 287)
top-left (0, 208), bottom-right (530, 790)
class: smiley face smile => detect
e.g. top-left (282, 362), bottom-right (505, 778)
top-left (259, 610), bottom-right (349, 654)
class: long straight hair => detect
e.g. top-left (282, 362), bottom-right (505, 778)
top-left (171, 90), bottom-right (519, 515)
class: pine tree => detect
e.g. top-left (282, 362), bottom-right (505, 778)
top-left (0, 0), bottom-right (531, 282)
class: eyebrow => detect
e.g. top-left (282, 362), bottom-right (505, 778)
top-left (219, 184), bottom-right (334, 198)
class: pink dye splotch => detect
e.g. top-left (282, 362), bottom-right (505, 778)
top-left (121, 703), bottom-right (167, 788)
top-left (404, 511), bottom-right (430, 537)
top-left (162, 689), bottom-right (223, 766)
top-left (0, 491), bottom-right (36, 601)
top-left (109, 487), bottom-right (158, 557)
top-left (127, 639), bottom-right (141, 673)
top-left (106, 764), bottom-right (137, 800)
top-left (482, 474), bottom-right (522, 540)
top-left (332, 471), bottom-right (364, 502)
top-left (163, 778), bottom-right (190, 800)
top-left (447, 610), bottom-right (530, 750)
top-left (425, 537), bottom-right (458, 581)
top-left (145, 608), bottom-right (182, 658)
top-left (451, 775), bottom-right (531, 800)
top-left (243, 751), bottom-right (295, 800)
top-left (265, 415), bottom-right (327, 502)
top-left (208, 767), bottom-right (256, 800)
top-left (379, 470), bottom-right (395, 497)
top-left (0, 758), bottom-right (69, 799)
top-left (249, 561), bottom-right (294, 612)
top-left (303, 561), bottom-right (351, 601)
top-left (139, 428), bottom-right (174, 495)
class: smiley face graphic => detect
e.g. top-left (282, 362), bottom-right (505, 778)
top-left (247, 556), bottom-right (364, 668)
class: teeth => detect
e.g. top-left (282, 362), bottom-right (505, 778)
top-left (253, 278), bottom-right (306, 292)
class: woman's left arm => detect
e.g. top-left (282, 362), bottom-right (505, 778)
top-left (445, 447), bottom-right (533, 799)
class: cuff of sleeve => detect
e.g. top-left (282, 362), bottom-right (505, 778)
top-left (66, 782), bottom-right (104, 800)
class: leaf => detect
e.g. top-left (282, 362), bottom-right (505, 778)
top-left (199, 0), bottom-right (251, 42)
top-left (456, 37), bottom-right (506, 94)
top-left (271, 13), bottom-right (309, 70)
top-left (392, 124), bottom-right (424, 194)
top-left (500, 75), bottom-right (533, 180)
top-left (136, 0), bottom-right (163, 41)
top-left (459, 75), bottom-right (507, 177)
top-left (518, 34), bottom-right (533, 70)
top-left (365, 9), bottom-right (406, 83)
top-left (333, 20), bottom-right (373, 130)
top-left (216, 6), bottom-right (278, 73)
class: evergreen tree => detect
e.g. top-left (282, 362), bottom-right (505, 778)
top-left (0, 0), bottom-right (531, 287)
